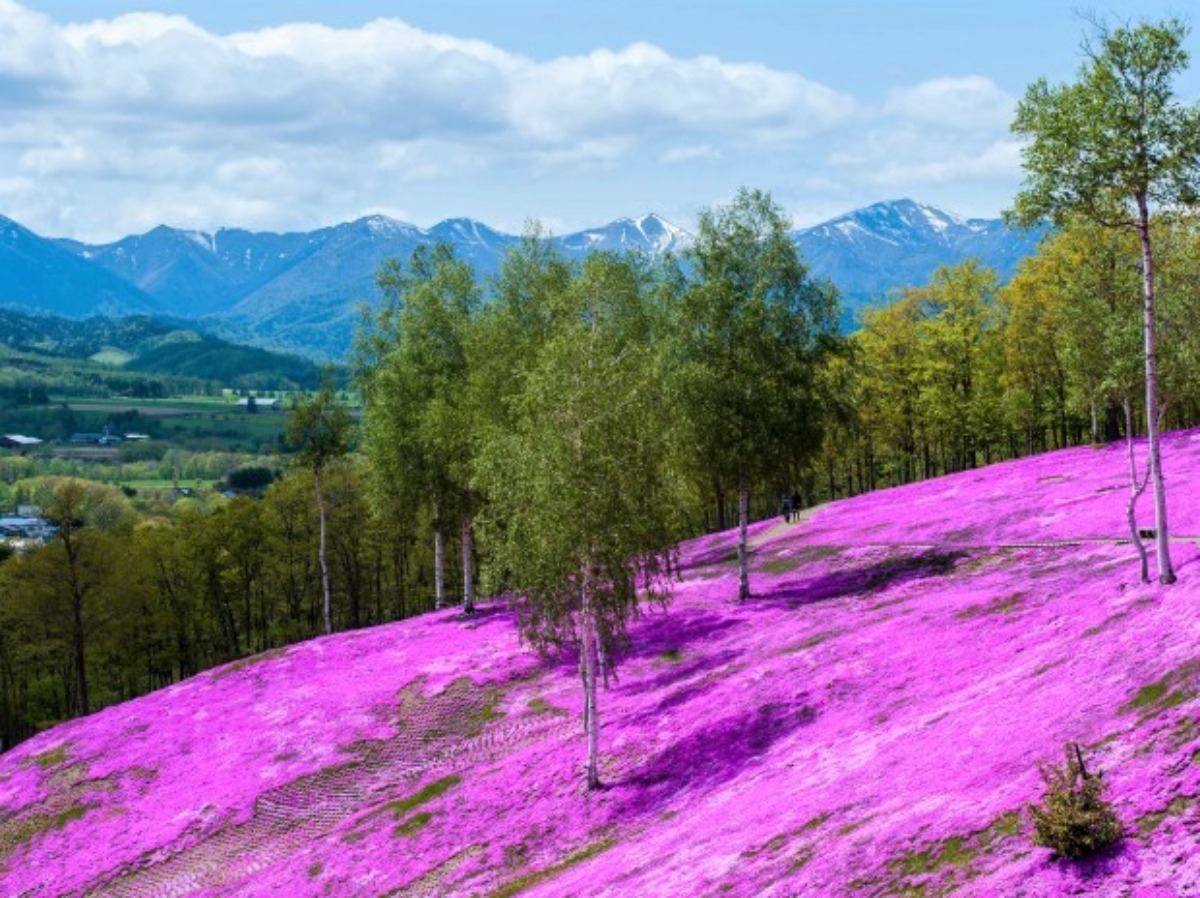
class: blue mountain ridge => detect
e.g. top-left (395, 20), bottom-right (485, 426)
top-left (0, 199), bottom-right (1044, 359)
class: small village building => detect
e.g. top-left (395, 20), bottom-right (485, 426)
top-left (124, 433), bottom-right (152, 441)
top-left (70, 433), bottom-right (122, 445)
top-left (237, 397), bottom-right (282, 410)
top-left (0, 516), bottom-right (50, 539)
top-left (0, 434), bottom-right (42, 449)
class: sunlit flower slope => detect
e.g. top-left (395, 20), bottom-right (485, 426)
top-left (6, 432), bottom-right (1200, 897)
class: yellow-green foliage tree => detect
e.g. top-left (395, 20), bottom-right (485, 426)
top-left (1011, 17), bottom-right (1200, 584)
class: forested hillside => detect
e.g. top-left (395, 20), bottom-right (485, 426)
top-left (5, 428), bottom-right (1200, 895)
top-left (0, 309), bottom-right (322, 393)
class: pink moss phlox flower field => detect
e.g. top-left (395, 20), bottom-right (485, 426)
top-left (5, 433), bottom-right (1200, 896)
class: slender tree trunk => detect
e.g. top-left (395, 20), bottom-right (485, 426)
top-left (1136, 204), bottom-right (1175, 584)
top-left (737, 476), bottom-right (750, 602)
top-left (1105, 400), bottom-right (1122, 443)
top-left (1124, 398), bottom-right (1151, 584)
top-left (62, 530), bottom-right (89, 716)
top-left (315, 474), bottom-right (333, 635)
top-left (461, 512), bottom-right (475, 613)
top-left (71, 595), bottom-right (88, 717)
top-left (580, 567), bottom-right (601, 790)
top-left (714, 480), bottom-right (727, 532)
top-left (434, 527), bottom-right (446, 610)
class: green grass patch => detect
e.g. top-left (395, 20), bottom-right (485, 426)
top-left (758, 557), bottom-right (800, 575)
top-left (714, 548), bottom-right (739, 567)
top-left (393, 811), bottom-right (433, 838)
top-left (121, 478), bottom-right (215, 490)
top-left (30, 745), bottom-right (71, 769)
top-left (489, 836), bottom-right (616, 898)
top-left (795, 543), bottom-right (844, 561)
top-left (1137, 796), bottom-right (1196, 836)
top-left (0, 802), bottom-right (92, 862)
top-left (659, 649), bottom-right (683, 664)
top-left (386, 775), bottom-right (462, 818)
top-left (853, 810), bottom-right (1022, 896)
top-left (1031, 660), bottom-right (1066, 678)
top-left (790, 845), bottom-right (815, 871)
top-left (1120, 661), bottom-right (1200, 721)
top-left (527, 697), bottom-right (569, 717)
top-left (308, 862), bottom-right (323, 879)
top-left (955, 593), bottom-right (1025, 620)
top-left (783, 630), bottom-right (840, 654)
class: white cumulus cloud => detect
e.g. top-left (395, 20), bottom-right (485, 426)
top-left (0, 2), bottom-right (1021, 240)
top-left (885, 76), bottom-right (1016, 131)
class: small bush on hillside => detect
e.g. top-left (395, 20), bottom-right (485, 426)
top-left (1030, 743), bottom-right (1122, 859)
top-left (226, 466), bottom-right (276, 491)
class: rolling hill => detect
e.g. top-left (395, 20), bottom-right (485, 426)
top-left (4, 429), bottom-right (1200, 895)
top-left (0, 309), bottom-right (322, 390)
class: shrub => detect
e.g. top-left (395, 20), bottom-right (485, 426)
top-left (226, 466), bottom-right (276, 491)
top-left (1030, 743), bottom-right (1122, 859)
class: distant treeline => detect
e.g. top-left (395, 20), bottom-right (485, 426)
top-left (0, 466), bottom-right (429, 749)
top-left (816, 219), bottom-right (1200, 501)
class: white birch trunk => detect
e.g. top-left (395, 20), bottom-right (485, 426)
top-left (581, 570), bottom-right (601, 790)
top-left (461, 512), bottom-right (474, 613)
top-left (737, 477), bottom-right (750, 602)
top-left (1125, 398), bottom-right (1151, 585)
top-left (1136, 202), bottom-right (1176, 584)
top-left (315, 474), bottom-right (332, 635)
top-left (434, 526), bottom-right (446, 609)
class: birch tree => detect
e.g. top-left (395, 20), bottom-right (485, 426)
top-left (285, 379), bottom-right (352, 634)
top-left (673, 188), bottom-right (839, 601)
top-left (1011, 18), bottom-right (1200, 584)
top-left (478, 252), bottom-right (679, 790)
top-left (360, 244), bottom-right (480, 611)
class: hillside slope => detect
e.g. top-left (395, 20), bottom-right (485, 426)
top-left (0, 217), bottom-right (161, 319)
top-left (5, 433), bottom-right (1200, 896)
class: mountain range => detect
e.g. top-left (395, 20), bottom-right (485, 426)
top-left (0, 200), bottom-right (1044, 358)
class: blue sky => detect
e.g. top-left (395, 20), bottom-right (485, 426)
top-left (5, 1), bottom-right (1198, 241)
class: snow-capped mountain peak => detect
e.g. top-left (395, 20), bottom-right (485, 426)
top-left (358, 214), bottom-right (420, 239)
top-left (557, 213), bottom-right (691, 255)
top-left (184, 230), bottom-right (216, 254)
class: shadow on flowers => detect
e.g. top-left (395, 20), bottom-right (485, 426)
top-left (617, 698), bottom-right (817, 815)
top-left (762, 549), bottom-right (967, 609)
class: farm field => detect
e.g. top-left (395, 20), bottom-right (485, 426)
top-left (65, 400), bottom-right (234, 416)
top-left (5, 428), bottom-right (1200, 896)
top-left (119, 478), bottom-right (217, 491)
top-left (1, 396), bottom-right (296, 455)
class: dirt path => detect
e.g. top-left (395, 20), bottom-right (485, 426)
top-left (748, 503), bottom-right (1200, 553)
top-left (748, 506), bottom-right (823, 549)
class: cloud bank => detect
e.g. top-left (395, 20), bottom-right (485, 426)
top-left (0, 1), bottom-right (1021, 239)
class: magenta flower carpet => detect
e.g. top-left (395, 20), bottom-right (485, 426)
top-left (5, 432), bottom-right (1200, 896)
